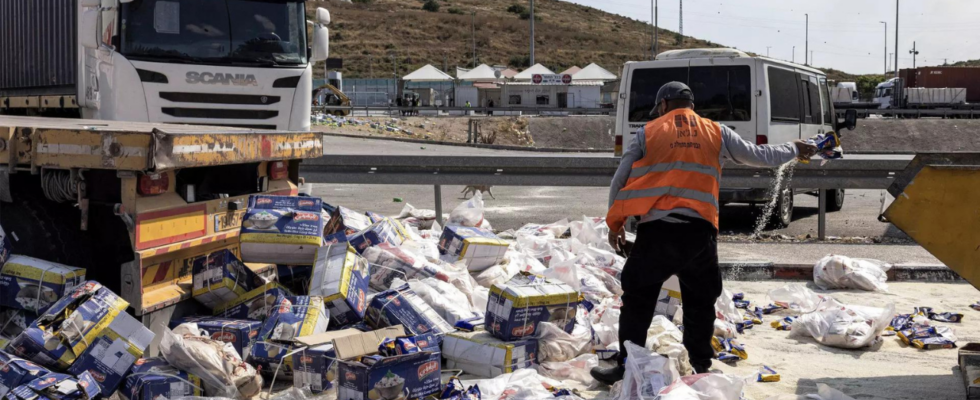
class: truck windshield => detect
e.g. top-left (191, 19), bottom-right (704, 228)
top-left (121, 0), bottom-right (307, 66)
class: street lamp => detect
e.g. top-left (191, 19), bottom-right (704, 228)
top-left (766, 46), bottom-right (771, 57)
top-left (792, 45), bottom-right (796, 63)
top-left (879, 21), bottom-right (887, 74)
top-left (804, 13), bottom-right (809, 65)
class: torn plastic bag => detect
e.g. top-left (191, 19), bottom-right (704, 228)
top-left (535, 353), bottom-right (599, 385)
top-left (461, 369), bottom-right (568, 400)
top-left (592, 299), bottom-right (621, 348)
top-left (542, 258), bottom-right (614, 302)
top-left (534, 318), bottom-right (593, 363)
top-left (657, 372), bottom-right (746, 400)
top-left (617, 341), bottom-right (679, 400)
top-left (474, 263), bottom-right (518, 289)
top-left (715, 289), bottom-right (745, 336)
top-left (647, 315), bottom-right (694, 376)
top-left (448, 191), bottom-right (491, 230)
top-left (504, 250), bottom-right (547, 274)
top-left (768, 283), bottom-right (841, 314)
top-left (791, 303), bottom-right (895, 349)
top-left (161, 323), bottom-right (263, 399)
top-left (396, 203), bottom-right (437, 230)
top-left (569, 216), bottom-right (613, 252)
top-left (813, 255), bottom-right (891, 292)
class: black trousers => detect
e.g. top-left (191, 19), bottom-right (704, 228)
top-left (617, 217), bottom-right (722, 373)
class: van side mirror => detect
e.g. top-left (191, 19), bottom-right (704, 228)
top-left (316, 7), bottom-right (331, 25)
top-left (844, 109), bottom-right (857, 131)
top-left (79, 8), bottom-right (100, 49)
top-left (310, 7), bottom-right (329, 62)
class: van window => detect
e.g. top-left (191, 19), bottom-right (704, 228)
top-left (806, 80), bottom-right (821, 124)
top-left (768, 67), bottom-right (801, 122)
top-left (819, 78), bottom-right (832, 124)
top-left (628, 67), bottom-right (688, 123)
top-left (688, 66), bottom-right (751, 121)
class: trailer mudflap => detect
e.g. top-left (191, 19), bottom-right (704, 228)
top-left (883, 152), bottom-right (980, 289)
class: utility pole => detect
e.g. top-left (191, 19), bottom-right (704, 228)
top-left (895, 0), bottom-right (899, 78)
top-left (529, 0), bottom-right (535, 65)
top-left (810, 51), bottom-right (814, 66)
top-left (679, 0), bottom-right (683, 37)
top-left (651, 0), bottom-right (657, 59)
top-left (888, 53), bottom-right (893, 72)
top-left (909, 41), bottom-right (919, 69)
top-left (880, 21), bottom-right (887, 74)
top-left (471, 12), bottom-right (477, 67)
top-left (792, 45), bottom-right (796, 63)
top-left (766, 46), bottom-right (771, 57)
top-left (804, 13), bottom-right (808, 65)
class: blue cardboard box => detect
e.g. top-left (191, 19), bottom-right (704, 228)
top-left (240, 195), bottom-right (324, 265)
top-left (309, 244), bottom-right (371, 326)
top-left (365, 285), bottom-right (454, 337)
top-left (291, 343), bottom-right (338, 393)
top-left (120, 357), bottom-right (203, 400)
top-left (0, 255), bottom-right (85, 314)
top-left (0, 308), bottom-right (38, 339)
top-left (438, 225), bottom-right (509, 271)
top-left (441, 330), bottom-right (538, 378)
top-left (348, 220), bottom-right (405, 254)
top-left (276, 265), bottom-right (313, 295)
top-left (325, 206), bottom-right (372, 237)
top-left (337, 351), bottom-right (442, 400)
top-left (0, 351), bottom-right (49, 397)
top-left (169, 317), bottom-right (262, 359)
top-left (248, 296), bottom-right (330, 377)
top-left (191, 249), bottom-right (269, 310)
top-left (485, 272), bottom-right (579, 341)
top-left (213, 282), bottom-right (290, 321)
top-left (9, 281), bottom-right (153, 375)
top-left (362, 243), bottom-right (447, 292)
top-left (7, 371), bottom-right (100, 400)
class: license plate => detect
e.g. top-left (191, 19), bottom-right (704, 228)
top-left (214, 210), bottom-right (246, 232)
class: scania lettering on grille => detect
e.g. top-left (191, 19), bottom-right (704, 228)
top-left (186, 72), bottom-right (259, 86)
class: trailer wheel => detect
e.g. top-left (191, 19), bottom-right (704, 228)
top-left (0, 175), bottom-right (93, 267)
top-left (825, 189), bottom-right (845, 212)
top-left (767, 187), bottom-right (793, 229)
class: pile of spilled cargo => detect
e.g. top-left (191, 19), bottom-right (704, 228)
top-left (0, 191), bottom-right (966, 400)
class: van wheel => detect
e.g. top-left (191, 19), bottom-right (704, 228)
top-left (767, 188), bottom-right (793, 229)
top-left (825, 189), bottom-right (845, 212)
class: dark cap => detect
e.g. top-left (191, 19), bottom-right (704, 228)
top-left (655, 81), bottom-right (695, 106)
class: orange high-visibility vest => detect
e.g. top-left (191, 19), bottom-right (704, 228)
top-left (607, 108), bottom-right (723, 232)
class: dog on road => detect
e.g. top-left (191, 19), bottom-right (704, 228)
top-left (461, 185), bottom-right (495, 199)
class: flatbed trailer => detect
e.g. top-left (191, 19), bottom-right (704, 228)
top-left (0, 116), bottom-right (322, 352)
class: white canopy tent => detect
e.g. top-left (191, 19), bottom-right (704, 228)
top-left (458, 64), bottom-right (498, 82)
top-left (513, 63), bottom-right (556, 80)
top-left (573, 63), bottom-right (617, 81)
top-left (402, 64), bottom-right (454, 82)
top-left (560, 66), bottom-right (582, 76)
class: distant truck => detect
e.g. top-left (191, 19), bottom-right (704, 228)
top-left (0, 0), bottom-right (331, 131)
top-left (874, 67), bottom-right (980, 109)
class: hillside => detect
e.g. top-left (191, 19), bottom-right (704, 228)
top-left (310, 0), bottom-right (723, 79)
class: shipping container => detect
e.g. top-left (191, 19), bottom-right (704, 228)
top-left (0, 0), bottom-right (77, 97)
top-left (900, 67), bottom-right (980, 103)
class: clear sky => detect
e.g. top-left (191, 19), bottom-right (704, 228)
top-left (566, 0), bottom-right (979, 75)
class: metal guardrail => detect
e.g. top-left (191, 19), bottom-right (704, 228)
top-left (312, 105), bottom-right (616, 116)
top-left (836, 108), bottom-right (980, 118)
top-left (302, 155), bottom-right (911, 239)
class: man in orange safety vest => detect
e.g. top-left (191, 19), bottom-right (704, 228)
top-left (591, 82), bottom-right (818, 384)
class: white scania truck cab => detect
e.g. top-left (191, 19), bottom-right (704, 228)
top-left (614, 48), bottom-right (856, 228)
top-left (1, 0), bottom-right (331, 131)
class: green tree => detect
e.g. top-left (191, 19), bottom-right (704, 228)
top-left (507, 4), bottom-right (526, 14)
top-left (422, 0), bottom-right (440, 12)
top-left (856, 74), bottom-right (887, 101)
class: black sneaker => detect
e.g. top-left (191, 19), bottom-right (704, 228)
top-left (590, 365), bottom-right (625, 385)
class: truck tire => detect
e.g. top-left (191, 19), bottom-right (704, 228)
top-left (767, 187), bottom-right (793, 229)
top-left (0, 175), bottom-right (93, 267)
top-left (825, 189), bottom-right (845, 212)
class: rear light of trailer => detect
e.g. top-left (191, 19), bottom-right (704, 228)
top-left (268, 161), bottom-right (288, 180)
top-left (756, 135), bottom-right (768, 145)
top-left (614, 135), bottom-right (623, 156)
top-left (138, 173), bottom-right (170, 196)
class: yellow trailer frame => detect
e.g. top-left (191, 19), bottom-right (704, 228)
top-left (0, 116), bottom-right (323, 321)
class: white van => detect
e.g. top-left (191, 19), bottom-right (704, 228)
top-left (614, 48), bottom-right (856, 227)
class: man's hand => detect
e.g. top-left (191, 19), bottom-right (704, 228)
top-left (608, 226), bottom-right (626, 254)
top-left (793, 140), bottom-right (819, 162)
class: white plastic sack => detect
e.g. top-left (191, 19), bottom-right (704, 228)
top-left (390, 278), bottom-right (481, 324)
top-left (396, 203), bottom-right (437, 229)
top-left (161, 323), bottom-right (263, 399)
top-left (474, 264), bottom-right (518, 289)
top-left (535, 353), bottom-right (599, 385)
top-left (534, 320), bottom-right (593, 363)
top-left (542, 258), bottom-right (614, 301)
top-left (657, 373), bottom-right (745, 400)
top-left (461, 369), bottom-right (569, 400)
top-left (591, 298), bottom-right (621, 348)
top-left (569, 216), bottom-right (613, 252)
top-left (449, 191), bottom-right (490, 229)
top-left (768, 283), bottom-right (841, 313)
top-left (792, 303), bottom-right (896, 349)
top-left (647, 315), bottom-right (693, 376)
top-left (617, 341), bottom-right (679, 400)
top-left (714, 289), bottom-right (744, 337)
top-left (504, 249), bottom-right (548, 274)
top-left (813, 255), bottom-right (891, 292)
top-left (765, 383), bottom-right (857, 400)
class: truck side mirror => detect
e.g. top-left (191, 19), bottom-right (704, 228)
top-left (79, 8), bottom-right (100, 49)
top-left (844, 109), bottom-right (857, 131)
top-left (311, 8), bottom-right (329, 63)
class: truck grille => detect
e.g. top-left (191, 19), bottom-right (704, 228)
top-left (159, 92), bottom-right (280, 105)
top-left (161, 108), bottom-right (278, 119)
